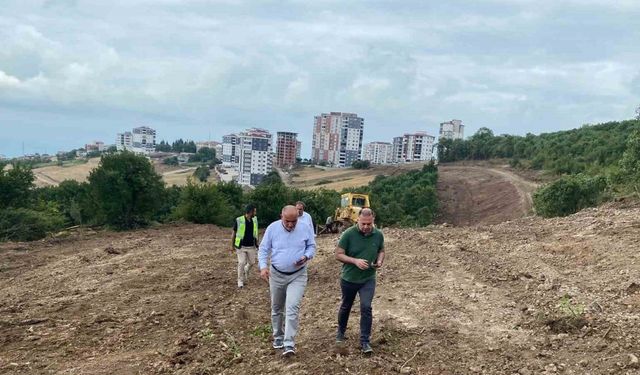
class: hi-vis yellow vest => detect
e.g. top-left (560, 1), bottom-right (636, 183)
top-left (235, 216), bottom-right (258, 248)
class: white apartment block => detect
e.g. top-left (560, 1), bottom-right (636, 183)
top-left (312, 112), bottom-right (364, 167)
top-left (116, 126), bottom-right (156, 154)
top-left (393, 132), bottom-right (436, 162)
top-left (237, 128), bottom-right (273, 186)
top-left (439, 119), bottom-right (464, 140)
top-left (363, 142), bottom-right (393, 165)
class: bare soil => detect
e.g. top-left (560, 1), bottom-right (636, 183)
top-left (2, 202), bottom-right (640, 374)
top-left (32, 159), bottom-right (208, 188)
top-left (436, 165), bottom-right (540, 226)
top-left (289, 163), bottom-right (427, 191)
top-left (3, 165), bottom-right (640, 374)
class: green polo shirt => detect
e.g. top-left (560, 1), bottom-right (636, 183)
top-left (338, 226), bottom-right (384, 283)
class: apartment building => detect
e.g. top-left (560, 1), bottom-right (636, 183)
top-left (363, 142), bottom-right (393, 165)
top-left (439, 119), bottom-right (464, 140)
top-left (393, 132), bottom-right (436, 162)
top-left (275, 132), bottom-right (298, 168)
top-left (116, 126), bottom-right (156, 154)
top-left (237, 128), bottom-right (273, 186)
top-left (311, 112), bottom-right (364, 167)
top-left (85, 141), bottom-right (105, 152)
top-left (222, 134), bottom-right (240, 166)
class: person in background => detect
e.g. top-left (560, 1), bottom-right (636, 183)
top-left (231, 204), bottom-right (259, 288)
top-left (295, 201), bottom-right (315, 235)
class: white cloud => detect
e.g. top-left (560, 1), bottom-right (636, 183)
top-left (1, 0), bottom-right (639, 157)
top-left (0, 71), bottom-right (21, 87)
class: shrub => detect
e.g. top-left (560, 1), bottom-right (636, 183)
top-left (0, 208), bottom-right (65, 242)
top-left (174, 180), bottom-right (234, 225)
top-left (533, 174), bottom-right (608, 217)
top-left (351, 160), bottom-right (371, 169)
top-left (163, 156), bottom-right (179, 165)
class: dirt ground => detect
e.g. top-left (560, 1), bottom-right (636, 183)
top-left (289, 163), bottom-right (427, 191)
top-left (32, 159), bottom-right (102, 188)
top-left (436, 165), bottom-right (540, 226)
top-left (32, 158), bottom-right (208, 188)
top-left (2, 202), bottom-right (640, 374)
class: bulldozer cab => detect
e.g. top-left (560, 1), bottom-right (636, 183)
top-left (318, 192), bottom-right (370, 234)
top-left (341, 194), bottom-right (369, 208)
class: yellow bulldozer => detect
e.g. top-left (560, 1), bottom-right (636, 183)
top-left (318, 192), bottom-right (370, 234)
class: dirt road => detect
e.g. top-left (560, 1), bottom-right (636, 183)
top-left (2, 203), bottom-right (640, 374)
top-left (437, 165), bottom-right (540, 226)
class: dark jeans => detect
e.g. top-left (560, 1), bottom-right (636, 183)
top-left (337, 278), bottom-right (376, 345)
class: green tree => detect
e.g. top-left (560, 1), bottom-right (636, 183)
top-left (193, 165), bottom-right (211, 182)
top-left (0, 163), bottom-right (34, 209)
top-left (189, 147), bottom-right (216, 163)
top-left (87, 152), bottom-right (165, 229)
top-left (618, 128), bottom-right (640, 193)
top-left (155, 140), bottom-right (172, 152)
top-left (259, 171), bottom-right (283, 186)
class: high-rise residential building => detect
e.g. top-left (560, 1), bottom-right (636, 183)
top-left (296, 140), bottom-right (302, 160)
top-left (439, 119), bottom-right (464, 140)
top-left (275, 132), bottom-right (298, 168)
top-left (393, 132), bottom-right (436, 162)
top-left (237, 128), bottom-right (273, 186)
top-left (116, 132), bottom-right (133, 151)
top-left (116, 126), bottom-right (156, 154)
top-left (312, 112), bottom-right (364, 167)
top-left (363, 142), bottom-right (393, 165)
top-left (392, 136), bottom-right (404, 163)
top-left (222, 134), bottom-right (240, 166)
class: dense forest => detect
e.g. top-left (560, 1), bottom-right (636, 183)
top-left (438, 120), bottom-right (639, 175)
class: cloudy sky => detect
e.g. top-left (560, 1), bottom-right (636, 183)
top-left (1, 0), bottom-right (639, 157)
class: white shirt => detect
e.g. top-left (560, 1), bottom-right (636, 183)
top-left (298, 211), bottom-right (314, 234)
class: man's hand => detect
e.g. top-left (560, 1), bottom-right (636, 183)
top-left (294, 255), bottom-right (308, 267)
top-left (372, 260), bottom-right (383, 268)
top-left (260, 268), bottom-right (270, 282)
top-left (353, 258), bottom-right (369, 270)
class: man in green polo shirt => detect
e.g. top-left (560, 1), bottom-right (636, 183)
top-left (334, 208), bottom-right (385, 355)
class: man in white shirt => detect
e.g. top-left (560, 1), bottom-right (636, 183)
top-left (259, 205), bottom-right (316, 357)
top-left (295, 201), bottom-right (315, 235)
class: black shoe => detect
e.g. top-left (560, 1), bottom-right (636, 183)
top-left (336, 333), bottom-right (346, 344)
top-left (361, 342), bottom-right (373, 355)
top-left (272, 339), bottom-right (284, 349)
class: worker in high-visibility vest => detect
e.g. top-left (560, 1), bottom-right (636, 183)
top-left (232, 204), bottom-right (259, 288)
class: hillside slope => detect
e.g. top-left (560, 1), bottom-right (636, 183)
top-left (1, 204), bottom-right (639, 374)
top-left (437, 165), bottom-right (540, 226)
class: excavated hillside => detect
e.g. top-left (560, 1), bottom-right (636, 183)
top-left (1, 202), bottom-right (640, 374)
top-left (2, 166), bottom-right (640, 374)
